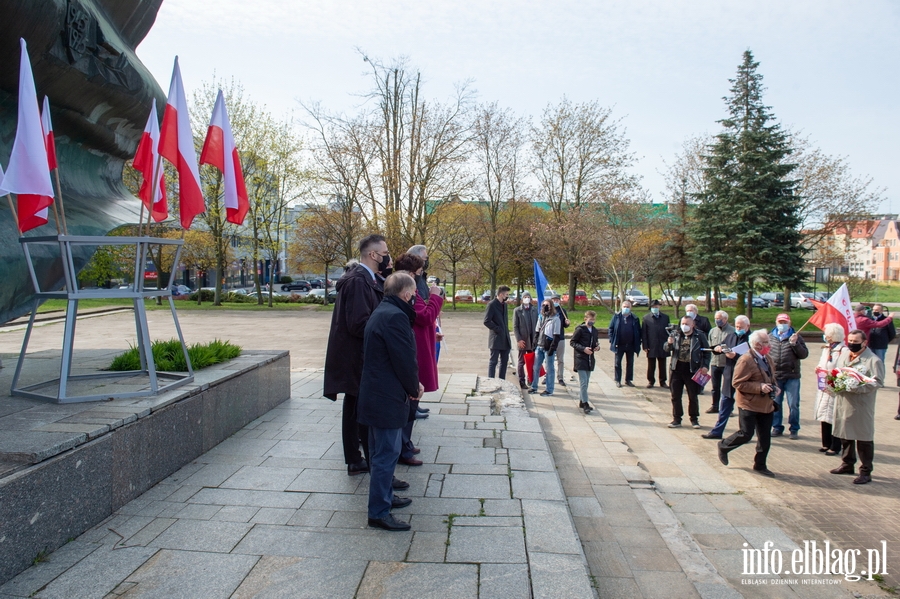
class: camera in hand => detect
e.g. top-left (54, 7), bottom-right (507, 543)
top-left (665, 324), bottom-right (678, 335)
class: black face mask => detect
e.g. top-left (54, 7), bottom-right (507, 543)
top-left (873, 312), bottom-right (882, 317)
top-left (408, 293), bottom-right (417, 308)
top-left (423, 258), bottom-right (430, 271)
top-left (847, 342), bottom-right (864, 353)
top-left (376, 252), bottom-right (391, 274)
top-left (381, 267), bottom-right (393, 277)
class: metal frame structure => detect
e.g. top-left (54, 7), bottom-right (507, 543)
top-left (11, 235), bottom-right (194, 403)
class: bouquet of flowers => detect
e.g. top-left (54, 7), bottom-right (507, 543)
top-left (816, 366), bottom-right (876, 393)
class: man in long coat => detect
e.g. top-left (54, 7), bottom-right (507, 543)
top-left (830, 329), bottom-right (884, 485)
top-left (483, 286), bottom-right (511, 379)
top-left (324, 234), bottom-right (389, 475)
top-left (513, 292), bottom-right (539, 389)
top-left (642, 299), bottom-right (670, 388)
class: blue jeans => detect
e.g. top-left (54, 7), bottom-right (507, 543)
top-left (577, 370), bottom-right (591, 404)
top-left (367, 426), bottom-right (402, 519)
top-left (532, 347), bottom-right (555, 394)
top-left (772, 377), bottom-right (800, 433)
top-left (873, 348), bottom-right (887, 363)
top-left (709, 395), bottom-right (735, 437)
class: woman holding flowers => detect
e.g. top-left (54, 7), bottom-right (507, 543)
top-left (814, 323), bottom-right (846, 455)
top-left (829, 329), bottom-right (884, 485)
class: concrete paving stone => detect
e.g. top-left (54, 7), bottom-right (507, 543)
top-left (479, 563), bottom-right (531, 599)
top-left (0, 541), bottom-right (99, 598)
top-left (705, 494), bottom-right (756, 512)
top-left (171, 503), bottom-right (222, 520)
top-left (188, 487), bottom-right (309, 509)
top-left (134, 500), bottom-right (179, 519)
top-left (151, 519), bottom-right (252, 553)
top-left (161, 485), bottom-right (202, 504)
top-left (592, 576), bottom-right (644, 599)
top-left (231, 556), bottom-right (367, 599)
top-left (356, 562), bottom-right (478, 599)
top-left (662, 493), bottom-right (718, 514)
top-left (233, 525), bottom-right (411, 561)
top-left (129, 483), bottom-right (178, 503)
top-left (529, 552), bottom-right (594, 599)
top-left (220, 465), bottom-right (302, 492)
top-left (719, 509), bottom-right (777, 528)
top-left (205, 437), bottom-right (279, 457)
top-left (299, 492), bottom-right (368, 512)
top-left (643, 461), bottom-right (687, 478)
top-left (522, 499), bottom-right (581, 554)
top-left (482, 499), bottom-right (522, 517)
top-left (250, 507), bottom-right (297, 526)
top-left (404, 497), bottom-right (485, 516)
top-left (503, 416), bottom-right (543, 433)
top-left (440, 474), bottom-right (510, 499)
top-left (633, 570), bottom-right (703, 599)
top-left (407, 531), bottom-right (449, 563)
top-left (621, 545), bottom-right (683, 572)
top-left (678, 512), bottom-right (740, 535)
top-left (453, 516), bottom-right (520, 527)
top-left (653, 476), bottom-right (704, 494)
top-left (694, 582), bottom-right (745, 599)
top-left (507, 448), bottom-right (555, 471)
top-left (610, 526), bottom-right (669, 548)
top-left (258, 439), bottom-right (335, 459)
top-left (689, 477), bottom-right (737, 494)
top-left (124, 518), bottom-right (177, 547)
top-left (286, 509), bottom-right (333, 528)
top-left (30, 544), bottom-right (157, 599)
top-left (736, 526), bottom-right (801, 552)
top-left (118, 549), bottom-right (259, 599)
top-left (408, 514), bottom-right (450, 533)
top-left (511, 471), bottom-right (565, 500)
top-left (178, 463), bottom-right (243, 488)
top-left (195, 453), bottom-right (267, 467)
top-left (92, 515), bottom-right (154, 545)
top-left (693, 533), bottom-right (751, 551)
top-left (260, 456), bottom-right (346, 471)
top-left (434, 446), bottom-right (497, 465)
top-left (572, 516), bottom-right (617, 543)
top-left (445, 525), bottom-right (526, 564)
top-left (326, 511), bottom-right (371, 529)
top-left (284, 468), bottom-right (364, 494)
top-left (448, 464), bottom-right (508, 475)
top-left (212, 505), bottom-right (260, 523)
top-left (501, 431), bottom-right (547, 450)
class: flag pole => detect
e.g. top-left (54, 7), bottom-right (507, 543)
top-left (794, 313), bottom-right (816, 334)
top-left (53, 169), bottom-right (68, 235)
top-left (5, 194), bottom-right (20, 232)
top-left (144, 153), bottom-right (164, 237)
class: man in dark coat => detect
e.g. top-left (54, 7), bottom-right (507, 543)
top-left (867, 304), bottom-right (896, 363)
top-left (483, 285), bottom-right (511, 378)
top-left (642, 299), bottom-right (670, 388)
top-left (357, 272), bottom-right (423, 531)
top-left (685, 303), bottom-right (712, 336)
top-left (323, 234), bottom-right (390, 476)
top-left (571, 311), bottom-right (600, 414)
top-left (608, 300), bottom-right (641, 388)
top-left (513, 292), bottom-right (539, 389)
top-left (664, 316), bottom-right (710, 428)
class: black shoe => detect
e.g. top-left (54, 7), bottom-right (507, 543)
top-left (771, 429), bottom-right (783, 437)
top-left (540, 391), bottom-right (553, 396)
top-left (647, 383), bottom-right (655, 388)
top-left (853, 474), bottom-right (872, 485)
top-left (660, 382), bottom-right (668, 389)
top-left (398, 457), bottom-right (423, 466)
top-left (583, 404), bottom-right (593, 414)
top-left (557, 379), bottom-right (566, 387)
top-left (625, 381), bottom-right (635, 387)
top-left (392, 477), bottom-right (409, 490)
top-left (705, 406), bottom-right (718, 414)
top-left (391, 496), bottom-right (412, 509)
top-left (368, 514), bottom-right (411, 531)
top-left (691, 421), bottom-right (701, 429)
top-left (717, 444), bottom-right (729, 466)
top-left (667, 421), bottom-right (681, 428)
top-left (701, 433), bottom-right (722, 439)
top-left (818, 447), bottom-right (829, 452)
top-left (415, 411), bottom-right (429, 420)
top-left (615, 382), bottom-right (622, 388)
top-left (348, 460), bottom-right (369, 476)
top-left (520, 380), bottom-right (528, 389)
top-left (895, 414), bottom-right (900, 420)
top-left (754, 467), bottom-right (775, 478)
top-left (824, 450), bottom-right (838, 456)
top-left (830, 465), bottom-right (855, 475)
top-left (417, 406), bottom-right (430, 413)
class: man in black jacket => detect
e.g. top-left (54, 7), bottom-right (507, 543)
top-left (664, 316), bottom-right (710, 428)
top-left (608, 300), bottom-right (641, 388)
top-left (642, 300), bottom-right (670, 388)
top-left (513, 292), bottom-right (539, 389)
top-left (324, 234), bottom-right (389, 476)
top-left (571, 311), bottom-right (600, 414)
top-left (483, 285), bottom-right (511, 378)
top-left (358, 273), bottom-right (423, 531)
top-left (868, 304), bottom-right (896, 363)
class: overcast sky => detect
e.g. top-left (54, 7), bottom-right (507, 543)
top-left (137, 0), bottom-right (900, 211)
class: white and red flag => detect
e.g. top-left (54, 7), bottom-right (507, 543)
top-left (158, 57), bottom-right (204, 229)
top-left (809, 283), bottom-right (856, 337)
top-left (200, 90), bottom-right (248, 225)
top-left (41, 96), bottom-right (58, 171)
top-left (0, 39), bottom-right (54, 233)
top-left (133, 98), bottom-right (168, 222)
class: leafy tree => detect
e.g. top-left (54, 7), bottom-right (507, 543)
top-left (694, 50), bottom-right (805, 317)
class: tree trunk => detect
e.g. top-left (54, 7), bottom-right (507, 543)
top-left (568, 272), bottom-right (576, 312)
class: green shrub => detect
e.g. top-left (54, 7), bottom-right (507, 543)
top-left (188, 289), bottom-right (215, 302)
top-left (280, 275), bottom-right (293, 284)
top-left (109, 339), bottom-right (241, 372)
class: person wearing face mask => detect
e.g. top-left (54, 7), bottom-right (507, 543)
top-left (551, 294), bottom-right (571, 387)
top-left (703, 315), bottom-right (749, 440)
top-left (483, 285), bottom-right (512, 379)
top-left (514, 292), bottom-right (539, 389)
top-left (642, 300), bottom-right (670, 389)
top-left (706, 311), bottom-right (736, 414)
top-left (407, 245), bottom-right (438, 420)
top-left (357, 272), bottom-right (424, 530)
top-left (717, 329), bottom-right (779, 477)
top-left (663, 316), bottom-right (710, 427)
top-left (324, 234), bottom-right (391, 477)
top-left (814, 323), bottom-right (846, 455)
top-left (571, 311), bottom-right (600, 414)
top-left (532, 300), bottom-right (562, 396)
top-left (767, 313), bottom-right (809, 440)
top-left (609, 300), bottom-right (642, 388)
top-left (684, 303), bottom-right (712, 336)
top-left (829, 329), bottom-right (884, 485)
top-left (858, 303), bottom-right (895, 363)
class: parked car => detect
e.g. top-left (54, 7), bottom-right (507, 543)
top-left (814, 291), bottom-right (829, 301)
top-left (454, 289), bottom-right (474, 302)
top-left (308, 288), bottom-right (338, 302)
top-left (593, 290), bottom-right (614, 303)
top-left (659, 290), bottom-right (693, 305)
top-left (281, 280), bottom-right (311, 292)
top-left (562, 289), bottom-right (589, 304)
top-left (171, 284), bottom-right (192, 296)
top-left (791, 292), bottom-right (816, 310)
top-left (725, 292), bottom-right (768, 308)
top-left (481, 290), bottom-right (492, 302)
top-left (758, 292), bottom-right (784, 307)
top-left (625, 289), bottom-right (649, 306)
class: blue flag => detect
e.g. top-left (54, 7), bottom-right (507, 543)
top-left (533, 259), bottom-right (550, 306)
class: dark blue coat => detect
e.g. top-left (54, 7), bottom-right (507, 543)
top-left (608, 312), bottom-right (641, 354)
top-left (357, 296), bottom-right (420, 430)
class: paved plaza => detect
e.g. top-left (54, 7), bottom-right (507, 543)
top-left (0, 308), bottom-right (898, 598)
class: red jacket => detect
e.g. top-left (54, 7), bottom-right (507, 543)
top-left (414, 292), bottom-right (444, 392)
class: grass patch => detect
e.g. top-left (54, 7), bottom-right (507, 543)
top-left (109, 339), bottom-right (241, 372)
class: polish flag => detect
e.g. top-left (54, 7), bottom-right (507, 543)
top-left (0, 39), bottom-right (54, 233)
top-left (808, 283), bottom-right (856, 337)
top-left (200, 90), bottom-right (249, 225)
top-left (41, 96), bottom-right (58, 171)
top-left (158, 57), bottom-right (204, 229)
top-left (133, 98), bottom-right (168, 222)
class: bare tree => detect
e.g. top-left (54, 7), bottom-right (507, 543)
top-left (430, 198), bottom-right (476, 309)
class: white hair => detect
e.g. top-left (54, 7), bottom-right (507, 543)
top-left (748, 329), bottom-right (770, 349)
top-left (407, 245), bottom-right (427, 258)
top-left (715, 310), bottom-right (729, 320)
top-left (824, 322), bottom-right (845, 343)
top-left (735, 315), bottom-right (750, 327)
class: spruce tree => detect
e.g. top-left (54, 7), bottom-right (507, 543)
top-left (692, 51), bottom-right (806, 315)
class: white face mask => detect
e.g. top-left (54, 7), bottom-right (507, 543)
top-left (686, 311), bottom-right (697, 319)
top-left (680, 324), bottom-right (691, 333)
top-left (523, 297), bottom-right (531, 305)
